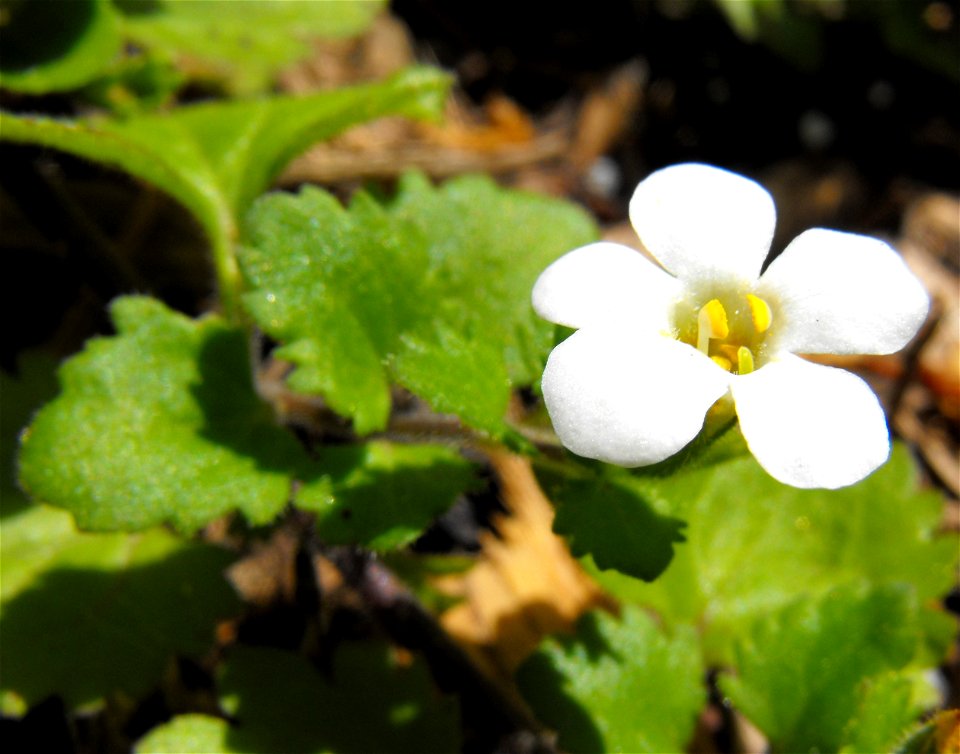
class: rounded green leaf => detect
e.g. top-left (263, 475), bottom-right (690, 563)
top-left (18, 296), bottom-right (304, 532)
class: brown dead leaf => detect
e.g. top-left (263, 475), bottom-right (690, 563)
top-left (900, 191), bottom-right (960, 420)
top-left (279, 14), bottom-right (415, 93)
top-left (570, 60), bottom-right (646, 171)
top-left (437, 449), bottom-right (615, 681)
top-left (937, 709), bottom-right (960, 754)
top-left (226, 527), bottom-right (299, 607)
top-left (421, 95), bottom-right (537, 152)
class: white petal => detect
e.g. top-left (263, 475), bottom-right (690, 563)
top-left (758, 229), bottom-right (929, 355)
top-left (731, 356), bottom-right (890, 489)
top-left (532, 242), bottom-right (681, 332)
top-left (628, 163), bottom-right (776, 284)
top-left (542, 329), bottom-right (730, 467)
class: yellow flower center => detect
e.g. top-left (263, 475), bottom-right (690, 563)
top-left (675, 291), bottom-right (773, 375)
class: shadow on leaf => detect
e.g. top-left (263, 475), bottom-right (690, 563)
top-left (515, 612), bottom-right (613, 754)
top-left (190, 326), bottom-right (317, 477)
top-left (2, 0), bottom-right (98, 73)
top-left (538, 467), bottom-right (687, 582)
top-left (0, 540), bottom-right (238, 708)
top-left (221, 645), bottom-right (459, 754)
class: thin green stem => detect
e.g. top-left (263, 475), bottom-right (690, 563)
top-left (209, 220), bottom-right (244, 323)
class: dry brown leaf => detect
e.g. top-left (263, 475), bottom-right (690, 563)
top-left (226, 527), bottom-right (299, 607)
top-left (279, 14), bottom-right (415, 93)
top-left (437, 449), bottom-right (615, 681)
top-left (936, 709), bottom-right (960, 754)
top-left (570, 59), bottom-right (646, 171)
top-left (900, 192), bottom-right (960, 420)
top-left (421, 95), bottom-right (537, 152)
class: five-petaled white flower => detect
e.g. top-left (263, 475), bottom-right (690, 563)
top-left (532, 163), bottom-right (929, 489)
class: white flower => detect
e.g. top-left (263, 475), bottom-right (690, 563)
top-left (532, 163), bottom-right (929, 489)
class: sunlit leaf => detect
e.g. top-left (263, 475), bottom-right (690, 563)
top-left (17, 296), bottom-right (305, 532)
top-left (240, 172), bottom-right (597, 434)
top-left (17, 297), bottom-right (481, 548)
top-left (588, 446), bottom-right (957, 664)
top-left (719, 584), bottom-right (919, 753)
top-left (517, 607), bottom-right (704, 754)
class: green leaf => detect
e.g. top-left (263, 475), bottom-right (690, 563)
top-left (537, 464), bottom-right (686, 582)
top-left (135, 644), bottom-right (460, 754)
top-left (0, 0), bottom-right (123, 93)
top-left (296, 441), bottom-right (478, 551)
top-left (18, 296), bottom-right (306, 533)
top-left (718, 584), bottom-right (919, 754)
top-left (0, 504), bottom-right (239, 708)
top-left (134, 714), bottom-right (227, 754)
top-left (240, 172), bottom-right (597, 434)
top-left (119, 0), bottom-right (387, 95)
top-left (840, 672), bottom-right (931, 754)
top-left (517, 607), bottom-right (704, 754)
top-left (0, 67), bottom-right (450, 316)
top-left (588, 446), bottom-right (957, 664)
top-left (17, 297), bottom-right (480, 546)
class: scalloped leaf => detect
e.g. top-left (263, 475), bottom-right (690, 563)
top-left (239, 172), bottom-right (598, 434)
top-left (517, 607), bottom-right (704, 754)
top-left (587, 446), bottom-right (958, 664)
top-left (718, 584), bottom-right (920, 754)
top-left (0, 67), bottom-right (450, 315)
top-left (119, 0), bottom-right (387, 95)
top-left (0, 0), bottom-right (123, 94)
top-left (135, 644), bottom-right (460, 753)
top-left (0, 504), bottom-right (239, 708)
top-left (17, 296), bottom-right (307, 532)
top-left (17, 297), bottom-right (479, 545)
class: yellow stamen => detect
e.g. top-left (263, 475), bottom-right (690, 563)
top-left (746, 294), bottom-right (773, 333)
top-left (711, 355), bottom-right (732, 371)
top-left (718, 344), bottom-right (740, 362)
top-left (697, 299), bottom-right (729, 353)
top-left (737, 346), bottom-right (755, 375)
